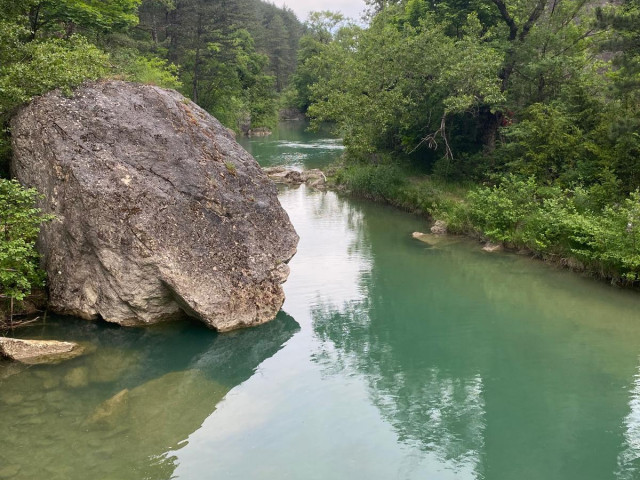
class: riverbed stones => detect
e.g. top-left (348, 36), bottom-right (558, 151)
top-left (263, 166), bottom-right (327, 190)
top-left (0, 337), bottom-right (84, 364)
top-left (63, 366), bottom-right (90, 388)
top-left (430, 220), bottom-right (448, 235)
top-left (0, 464), bottom-right (21, 479)
top-left (11, 80), bottom-right (298, 331)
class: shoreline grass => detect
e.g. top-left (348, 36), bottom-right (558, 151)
top-left (328, 161), bottom-right (640, 288)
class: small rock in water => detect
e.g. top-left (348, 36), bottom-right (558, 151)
top-left (247, 127), bottom-right (272, 137)
top-left (0, 337), bottom-right (84, 365)
top-left (482, 242), bottom-right (503, 252)
top-left (263, 166), bottom-right (327, 190)
top-left (412, 232), bottom-right (457, 247)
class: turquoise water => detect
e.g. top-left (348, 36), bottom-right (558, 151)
top-left (3, 123), bottom-right (640, 479)
top-left (238, 121), bottom-right (344, 169)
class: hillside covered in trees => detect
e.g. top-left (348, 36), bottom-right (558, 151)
top-left (292, 0), bottom-right (640, 284)
top-left (0, 0), bottom-right (302, 174)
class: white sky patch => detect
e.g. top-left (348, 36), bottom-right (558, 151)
top-left (278, 0), bottom-right (368, 22)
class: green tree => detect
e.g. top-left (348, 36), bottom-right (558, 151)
top-left (290, 12), bottom-right (350, 111)
top-left (0, 180), bottom-right (53, 321)
top-left (306, 10), bottom-right (503, 162)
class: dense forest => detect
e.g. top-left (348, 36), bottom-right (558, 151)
top-left (293, 0), bottom-right (640, 283)
top-left (0, 0), bottom-right (302, 173)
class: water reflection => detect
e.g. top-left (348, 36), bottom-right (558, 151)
top-left (316, 309), bottom-right (485, 469)
top-left (0, 312), bottom-right (298, 480)
top-left (299, 188), bottom-right (640, 479)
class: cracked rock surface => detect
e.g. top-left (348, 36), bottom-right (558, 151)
top-left (11, 80), bottom-right (298, 331)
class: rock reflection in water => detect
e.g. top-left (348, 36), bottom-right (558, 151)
top-left (0, 312), bottom-right (298, 480)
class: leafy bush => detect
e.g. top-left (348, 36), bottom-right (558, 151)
top-left (568, 192), bottom-right (640, 281)
top-left (333, 163), bottom-right (407, 200)
top-left (462, 175), bottom-right (640, 282)
top-left (467, 175), bottom-right (539, 243)
top-left (111, 49), bottom-right (182, 89)
top-left (0, 180), bottom-right (53, 306)
top-left (0, 32), bottom-right (111, 174)
top-left (0, 35), bottom-right (110, 113)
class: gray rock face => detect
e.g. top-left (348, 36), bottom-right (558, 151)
top-left (11, 80), bottom-right (298, 331)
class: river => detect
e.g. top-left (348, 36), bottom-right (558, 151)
top-left (2, 122), bottom-right (640, 480)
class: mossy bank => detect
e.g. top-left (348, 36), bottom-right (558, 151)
top-left (329, 161), bottom-right (640, 287)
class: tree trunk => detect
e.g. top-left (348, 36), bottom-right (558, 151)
top-left (479, 108), bottom-right (503, 155)
top-left (28, 4), bottom-right (41, 40)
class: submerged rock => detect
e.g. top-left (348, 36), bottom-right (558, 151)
top-left (0, 338), bottom-right (84, 364)
top-left (63, 366), bottom-right (90, 388)
top-left (11, 80), bottom-right (298, 331)
top-left (85, 370), bottom-right (228, 437)
top-left (86, 388), bottom-right (130, 424)
top-left (412, 232), bottom-right (460, 248)
top-left (482, 241), bottom-right (503, 252)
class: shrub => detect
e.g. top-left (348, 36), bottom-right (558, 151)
top-left (467, 175), bottom-right (539, 243)
top-left (111, 49), bottom-right (182, 89)
top-left (569, 191), bottom-right (640, 281)
top-left (0, 180), bottom-right (53, 311)
top-left (334, 163), bottom-right (407, 200)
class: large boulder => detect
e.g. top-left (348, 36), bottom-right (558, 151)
top-left (11, 80), bottom-right (298, 331)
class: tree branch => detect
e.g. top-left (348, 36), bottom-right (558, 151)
top-left (491, 0), bottom-right (518, 40)
top-left (520, 0), bottom-right (549, 41)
